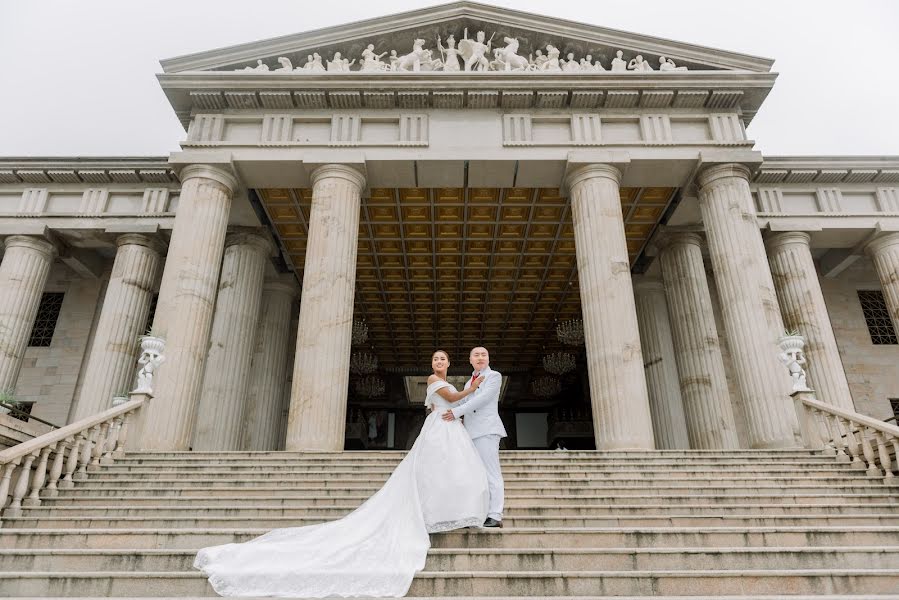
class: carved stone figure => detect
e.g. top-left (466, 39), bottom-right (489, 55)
top-left (360, 44), bottom-right (388, 72)
top-left (300, 53), bottom-right (325, 72)
top-left (541, 45), bottom-right (562, 72)
top-left (274, 57), bottom-right (293, 72)
top-left (460, 28), bottom-right (494, 72)
top-left (778, 334), bottom-right (811, 392)
top-left (659, 55), bottom-right (688, 71)
top-left (580, 55), bottom-right (596, 71)
top-left (627, 54), bottom-right (654, 72)
top-left (327, 52), bottom-right (355, 72)
top-left (493, 37), bottom-right (529, 71)
top-left (241, 59), bottom-right (269, 72)
top-left (134, 336), bottom-right (166, 395)
top-left (611, 49), bottom-right (628, 72)
top-left (561, 52), bottom-right (580, 72)
top-left (437, 35), bottom-right (462, 72)
top-left (394, 39), bottom-right (429, 71)
top-left (529, 49), bottom-right (547, 71)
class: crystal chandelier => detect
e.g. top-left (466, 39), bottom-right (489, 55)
top-left (543, 352), bottom-right (576, 375)
top-left (556, 318), bottom-right (585, 345)
top-left (352, 319), bottom-right (369, 346)
top-left (349, 352), bottom-right (378, 375)
top-left (531, 376), bottom-right (561, 398)
top-left (355, 376), bottom-right (386, 398)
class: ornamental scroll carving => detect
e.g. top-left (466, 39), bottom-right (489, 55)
top-left (234, 31), bottom-right (690, 74)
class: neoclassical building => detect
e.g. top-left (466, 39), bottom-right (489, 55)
top-left (1, 2), bottom-right (898, 454)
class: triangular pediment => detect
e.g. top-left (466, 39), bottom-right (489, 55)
top-left (160, 1), bottom-right (773, 74)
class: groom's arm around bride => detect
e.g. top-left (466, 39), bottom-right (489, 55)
top-left (441, 370), bottom-right (501, 422)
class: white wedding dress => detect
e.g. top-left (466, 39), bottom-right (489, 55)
top-left (194, 380), bottom-right (489, 597)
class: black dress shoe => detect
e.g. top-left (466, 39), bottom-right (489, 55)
top-left (483, 517), bottom-right (503, 528)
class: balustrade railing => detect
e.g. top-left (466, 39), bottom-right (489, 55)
top-left (793, 391), bottom-right (899, 484)
top-left (0, 394), bottom-right (148, 523)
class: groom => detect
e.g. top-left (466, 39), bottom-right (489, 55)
top-left (442, 346), bottom-right (506, 528)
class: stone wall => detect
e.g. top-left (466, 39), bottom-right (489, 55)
top-left (820, 258), bottom-right (899, 420)
top-left (15, 263), bottom-right (106, 426)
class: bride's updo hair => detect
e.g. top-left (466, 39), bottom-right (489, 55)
top-left (432, 349), bottom-right (450, 361)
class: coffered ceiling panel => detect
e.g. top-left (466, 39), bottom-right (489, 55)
top-left (258, 185), bottom-right (675, 373)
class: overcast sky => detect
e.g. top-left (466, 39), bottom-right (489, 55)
top-left (1, 0), bottom-right (897, 158)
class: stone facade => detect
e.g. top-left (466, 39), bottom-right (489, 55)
top-left (0, 4), bottom-right (897, 452)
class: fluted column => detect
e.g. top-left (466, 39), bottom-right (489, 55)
top-left (633, 280), bottom-right (690, 449)
top-left (866, 233), bottom-right (899, 336)
top-left (73, 235), bottom-right (162, 420)
top-left (0, 236), bottom-right (56, 393)
top-left (697, 163), bottom-right (800, 448)
top-left (767, 232), bottom-right (854, 410)
top-left (139, 164), bottom-right (237, 450)
top-left (658, 232), bottom-right (739, 449)
top-left (192, 231), bottom-right (272, 450)
top-left (566, 164), bottom-right (655, 450)
top-left (242, 280), bottom-right (298, 451)
top-left (285, 164), bottom-right (365, 451)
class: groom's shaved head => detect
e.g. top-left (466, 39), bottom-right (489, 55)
top-left (470, 346), bottom-right (488, 357)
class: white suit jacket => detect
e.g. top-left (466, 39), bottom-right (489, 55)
top-left (450, 366), bottom-right (507, 439)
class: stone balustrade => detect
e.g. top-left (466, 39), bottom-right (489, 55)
top-left (0, 393), bottom-right (148, 522)
top-left (793, 391), bottom-right (899, 485)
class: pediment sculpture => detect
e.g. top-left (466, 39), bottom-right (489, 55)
top-left (232, 31), bottom-right (690, 74)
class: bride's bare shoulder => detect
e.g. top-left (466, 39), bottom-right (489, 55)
top-left (427, 374), bottom-right (440, 384)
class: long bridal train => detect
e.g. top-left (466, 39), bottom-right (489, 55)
top-left (194, 380), bottom-right (489, 598)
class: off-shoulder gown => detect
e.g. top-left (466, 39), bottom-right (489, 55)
top-left (194, 380), bottom-right (489, 597)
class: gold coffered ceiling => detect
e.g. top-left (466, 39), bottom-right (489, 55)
top-left (259, 185), bottom-right (675, 372)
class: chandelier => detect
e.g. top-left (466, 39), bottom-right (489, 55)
top-left (531, 376), bottom-right (561, 398)
top-left (352, 319), bottom-right (369, 346)
top-left (349, 352), bottom-right (378, 375)
top-left (355, 376), bottom-right (386, 398)
top-left (543, 352), bottom-right (576, 375)
top-left (556, 319), bottom-right (585, 346)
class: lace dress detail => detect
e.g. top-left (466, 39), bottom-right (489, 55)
top-left (194, 380), bottom-right (489, 597)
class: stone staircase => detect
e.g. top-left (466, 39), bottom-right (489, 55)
top-left (1, 449), bottom-right (899, 598)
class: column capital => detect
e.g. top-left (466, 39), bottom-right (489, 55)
top-left (310, 164), bottom-right (366, 190)
top-left (765, 231), bottom-right (812, 252)
top-left (564, 163), bottom-right (622, 190)
top-left (179, 164), bottom-right (239, 194)
top-left (115, 233), bottom-right (166, 255)
top-left (697, 163), bottom-right (752, 189)
top-left (224, 229), bottom-right (274, 255)
top-left (656, 230), bottom-right (703, 251)
top-left (864, 232), bottom-right (899, 257)
top-left (3, 235), bottom-right (58, 259)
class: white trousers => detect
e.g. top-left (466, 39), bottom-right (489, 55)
top-left (472, 434), bottom-right (504, 520)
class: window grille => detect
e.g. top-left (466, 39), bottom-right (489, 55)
top-left (890, 398), bottom-right (899, 423)
top-left (27, 292), bottom-right (64, 347)
top-left (857, 290), bottom-right (898, 345)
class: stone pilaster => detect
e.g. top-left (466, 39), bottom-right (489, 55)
top-left (0, 236), bottom-right (56, 393)
top-left (865, 232), bottom-right (899, 336)
top-left (138, 164), bottom-right (237, 450)
top-left (566, 164), bottom-right (655, 450)
top-left (73, 235), bottom-right (162, 420)
top-left (767, 232), bottom-right (854, 410)
top-left (633, 279), bottom-right (690, 449)
top-left (242, 280), bottom-right (298, 451)
top-left (193, 230), bottom-right (272, 450)
top-left (697, 163), bottom-right (800, 448)
top-left (658, 232), bottom-right (739, 449)
top-left (285, 164), bottom-right (365, 451)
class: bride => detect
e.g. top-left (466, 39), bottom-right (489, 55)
top-left (194, 350), bottom-right (490, 597)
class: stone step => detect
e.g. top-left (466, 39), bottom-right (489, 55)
top-left (7, 513), bottom-right (899, 530)
top-left (4, 546), bottom-right (898, 573)
top-left (55, 483), bottom-right (889, 497)
top-left (102, 461), bottom-right (845, 471)
top-left (112, 457), bottom-right (839, 467)
top-left (38, 492), bottom-right (899, 507)
top-left (84, 470), bottom-right (875, 485)
top-left (21, 501), bottom-right (899, 518)
top-left (121, 449), bottom-right (824, 457)
top-left (2, 568), bottom-right (897, 596)
top-left (3, 526), bottom-right (897, 550)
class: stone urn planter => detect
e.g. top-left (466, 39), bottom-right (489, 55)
top-left (138, 335), bottom-right (165, 356)
top-left (777, 333), bottom-right (805, 354)
top-left (134, 335), bottom-right (166, 394)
